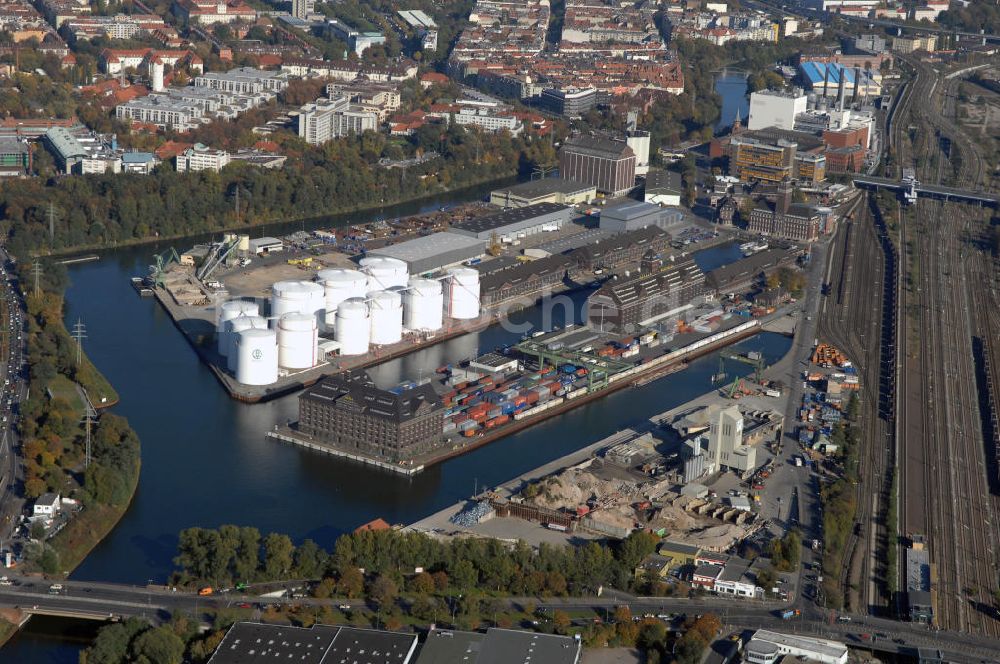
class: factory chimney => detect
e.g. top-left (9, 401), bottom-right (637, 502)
top-left (151, 59), bottom-right (164, 93)
top-left (823, 65), bottom-right (831, 97)
top-left (778, 178), bottom-right (793, 215)
top-left (852, 66), bottom-right (862, 102)
top-left (838, 74), bottom-right (846, 112)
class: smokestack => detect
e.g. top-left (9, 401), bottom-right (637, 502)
top-left (823, 64), bottom-right (831, 97)
top-left (838, 72), bottom-right (846, 112)
top-left (151, 60), bottom-right (164, 93)
top-left (852, 66), bottom-right (861, 102)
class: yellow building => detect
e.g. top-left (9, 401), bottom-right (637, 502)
top-left (656, 540), bottom-right (702, 569)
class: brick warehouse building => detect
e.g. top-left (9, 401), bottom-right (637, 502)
top-left (587, 257), bottom-right (705, 332)
top-left (297, 370), bottom-right (444, 463)
top-left (558, 135), bottom-right (636, 196)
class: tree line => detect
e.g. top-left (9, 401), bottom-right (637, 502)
top-left (1, 124), bottom-right (554, 257)
top-left (173, 525), bottom-right (661, 597)
top-left (15, 260), bottom-right (139, 574)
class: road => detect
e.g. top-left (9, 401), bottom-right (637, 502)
top-left (0, 574), bottom-right (996, 662)
top-left (0, 247), bottom-right (28, 551)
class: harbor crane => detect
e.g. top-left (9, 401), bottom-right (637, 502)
top-left (712, 350), bottom-right (766, 386)
top-left (149, 247), bottom-right (181, 287)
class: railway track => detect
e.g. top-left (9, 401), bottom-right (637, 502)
top-left (893, 55), bottom-right (1000, 636)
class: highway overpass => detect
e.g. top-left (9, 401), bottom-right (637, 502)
top-left (853, 175), bottom-right (999, 207)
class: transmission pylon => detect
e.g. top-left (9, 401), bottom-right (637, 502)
top-left (31, 260), bottom-right (42, 296)
top-left (72, 318), bottom-right (87, 366)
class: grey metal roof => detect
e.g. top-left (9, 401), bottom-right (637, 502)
top-left (477, 629), bottom-right (580, 664)
top-left (492, 177), bottom-right (594, 200)
top-left (209, 623), bottom-right (417, 664)
top-left (645, 169), bottom-right (683, 195)
top-left (449, 203), bottom-right (570, 236)
top-left (368, 232), bottom-right (487, 269)
top-left (415, 630), bottom-right (484, 664)
top-left (44, 127), bottom-right (87, 160)
top-left (601, 200), bottom-right (662, 221)
top-left (561, 135), bottom-right (633, 160)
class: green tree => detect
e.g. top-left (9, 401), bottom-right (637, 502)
top-left (450, 559), bottom-right (478, 590)
top-left (263, 533), bottom-right (294, 580)
top-left (81, 619), bottom-right (149, 664)
top-left (130, 625), bottom-right (185, 664)
top-left (337, 567), bottom-right (364, 598)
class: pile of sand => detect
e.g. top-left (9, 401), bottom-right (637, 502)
top-left (527, 468), bottom-right (635, 510)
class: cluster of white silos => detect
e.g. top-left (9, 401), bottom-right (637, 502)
top-left (219, 257), bottom-right (484, 385)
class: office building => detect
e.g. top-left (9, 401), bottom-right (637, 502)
top-left (748, 180), bottom-right (823, 243)
top-left (326, 19), bottom-right (386, 56)
top-left (291, 0), bottom-right (313, 19)
top-left (176, 143), bottom-right (230, 172)
top-left (453, 107), bottom-right (522, 134)
top-left (298, 97), bottom-right (378, 144)
top-left (587, 257), bottom-right (705, 332)
top-left (448, 202), bottom-right (572, 240)
top-left (297, 370), bottom-right (444, 464)
top-left (194, 67), bottom-right (291, 94)
top-left (747, 89), bottom-right (808, 131)
top-left (539, 88), bottom-right (597, 117)
top-left (892, 34), bottom-right (936, 53)
top-left (489, 178), bottom-right (596, 208)
top-left (559, 135), bottom-right (636, 197)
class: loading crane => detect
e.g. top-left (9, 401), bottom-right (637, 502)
top-left (712, 350), bottom-right (766, 386)
top-left (149, 247), bottom-right (181, 287)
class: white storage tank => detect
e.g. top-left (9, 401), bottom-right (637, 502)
top-left (316, 268), bottom-right (368, 329)
top-left (445, 267), bottom-right (481, 320)
top-left (217, 300), bottom-right (260, 357)
top-left (360, 256), bottom-right (409, 290)
top-left (335, 298), bottom-right (370, 356)
top-left (277, 312), bottom-right (318, 370)
top-left (270, 280), bottom-right (325, 326)
top-left (235, 328), bottom-right (278, 386)
top-left (227, 315), bottom-right (268, 372)
top-left (368, 290), bottom-right (403, 345)
top-left (404, 278), bottom-right (444, 331)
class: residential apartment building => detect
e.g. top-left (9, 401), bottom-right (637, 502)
top-left (452, 107), bottom-right (522, 134)
top-left (172, 0), bottom-right (256, 24)
top-left (892, 34), bottom-right (937, 53)
top-left (297, 97), bottom-right (378, 145)
top-left (193, 67), bottom-right (291, 94)
top-left (559, 135), bottom-right (636, 196)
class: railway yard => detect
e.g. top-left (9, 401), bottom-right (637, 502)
top-left (826, 52), bottom-right (1000, 637)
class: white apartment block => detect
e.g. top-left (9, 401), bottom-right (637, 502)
top-left (453, 107), bottom-right (522, 134)
top-left (298, 97), bottom-right (379, 145)
top-left (116, 94), bottom-right (204, 130)
top-left (177, 144), bottom-right (231, 172)
top-left (193, 67), bottom-right (291, 94)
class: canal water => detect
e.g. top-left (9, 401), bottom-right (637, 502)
top-left (715, 72), bottom-right (750, 134)
top-left (2, 190), bottom-right (789, 661)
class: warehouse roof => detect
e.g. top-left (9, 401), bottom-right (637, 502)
top-left (561, 134), bottom-right (634, 160)
top-left (645, 169), bottom-right (683, 195)
top-left (368, 232), bottom-right (487, 267)
top-left (747, 630), bottom-right (847, 663)
top-left (209, 623), bottom-right (417, 664)
top-left (480, 254), bottom-right (572, 293)
top-left (450, 202), bottom-right (570, 235)
top-left (44, 127), bottom-right (88, 160)
top-left (491, 177), bottom-right (593, 199)
top-left (415, 628), bottom-right (580, 664)
top-left (571, 225), bottom-right (667, 264)
top-left (301, 370), bottom-right (442, 423)
top-left (602, 200), bottom-right (662, 221)
top-left (705, 247), bottom-right (794, 290)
